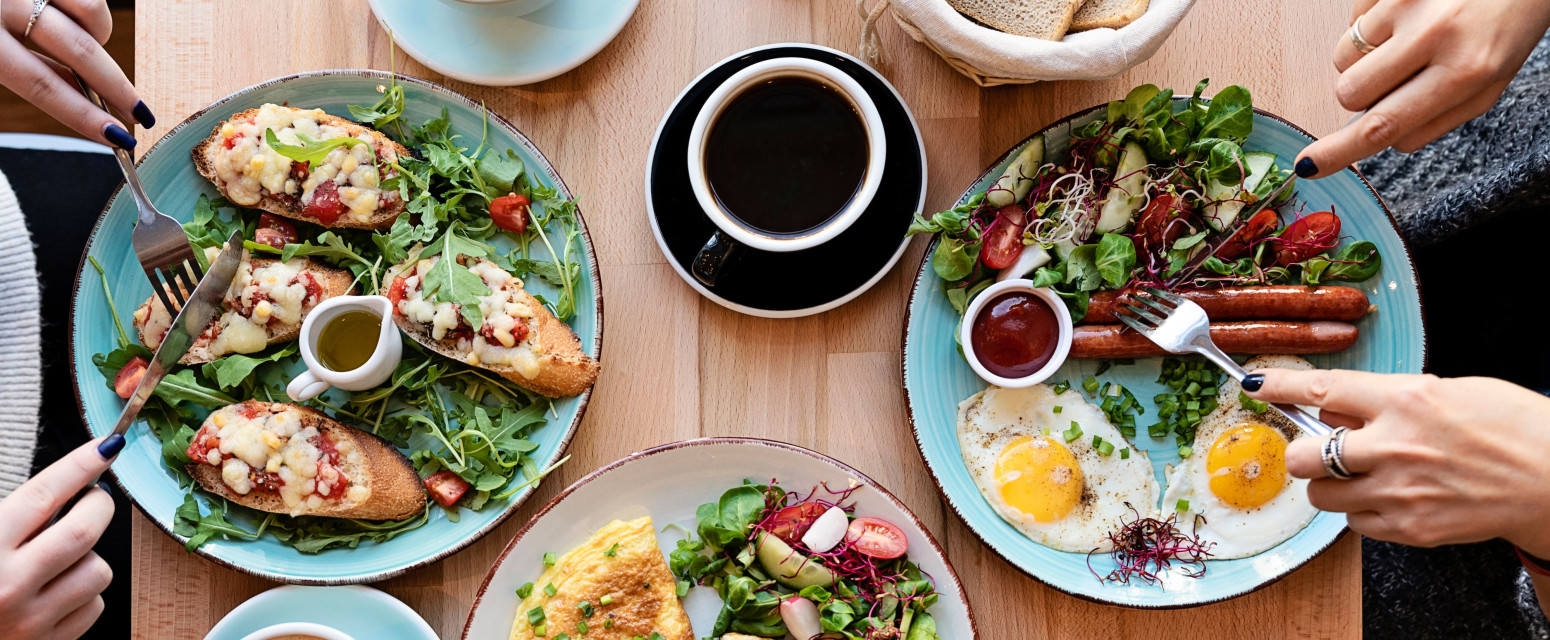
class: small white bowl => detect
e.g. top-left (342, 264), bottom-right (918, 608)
top-left (236, 621), bottom-right (356, 640)
top-left (286, 295), bottom-right (404, 402)
top-left (958, 279), bottom-right (1072, 388)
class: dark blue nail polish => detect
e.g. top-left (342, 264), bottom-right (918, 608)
top-left (1294, 157), bottom-right (1318, 178)
top-left (1242, 374), bottom-right (1265, 392)
top-left (97, 433), bottom-right (125, 459)
top-left (103, 124), bottom-right (136, 151)
top-left (132, 101), bottom-right (155, 128)
top-left (96, 481), bottom-right (113, 497)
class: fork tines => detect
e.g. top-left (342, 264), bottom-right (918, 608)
top-left (1115, 287), bottom-right (1182, 333)
top-left (149, 256), bottom-right (205, 313)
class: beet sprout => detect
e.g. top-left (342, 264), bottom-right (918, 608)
top-left (1087, 504), bottom-right (1214, 586)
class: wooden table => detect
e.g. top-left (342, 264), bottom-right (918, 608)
top-left (130, 1), bottom-right (1361, 637)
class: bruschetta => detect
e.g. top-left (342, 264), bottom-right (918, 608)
top-left (192, 104), bottom-right (411, 230)
top-left (133, 253), bottom-right (354, 364)
top-left (186, 401), bottom-right (426, 520)
top-left (384, 254), bottom-right (599, 398)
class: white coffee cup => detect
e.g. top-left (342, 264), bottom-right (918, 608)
top-left (685, 57), bottom-right (887, 285)
top-left (236, 621), bottom-right (357, 640)
top-left (447, 0), bottom-right (557, 15)
top-left (286, 296), bottom-right (403, 402)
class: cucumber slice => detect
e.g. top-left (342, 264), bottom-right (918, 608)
top-left (1203, 151), bottom-right (1278, 231)
top-left (755, 533), bottom-right (837, 589)
top-left (1241, 151), bottom-right (1277, 194)
top-left (1095, 142), bottom-right (1148, 233)
top-left (986, 136), bottom-right (1045, 208)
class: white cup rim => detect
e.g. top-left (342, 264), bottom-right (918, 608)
top-left (235, 621), bottom-right (357, 640)
top-left (958, 280), bottom-right (1074, 388)
top-left (296, 295), bottom-right (400, 386)
top-left (685, 57), bottom-right (887, 253)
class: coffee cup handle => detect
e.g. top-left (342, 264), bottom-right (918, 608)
top-left (286, 370), bottom-right (332, 403)
top-left (691, 230), bottom-right (740, 287)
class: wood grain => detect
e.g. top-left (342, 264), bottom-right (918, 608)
top-left (130, 1), bottom-right (1361, 638)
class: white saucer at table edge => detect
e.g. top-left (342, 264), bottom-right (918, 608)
top-left (203, 585), bottom-right (437, 640)
top-left (368, 0), bottom-right (640, 86)
top-left (461, 438), bottom-right (977, 639)
top-left (646, 43), bottom-right (927, 318)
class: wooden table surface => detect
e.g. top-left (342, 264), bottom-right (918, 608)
top-left (129, 1), bottom-right (1361, 637)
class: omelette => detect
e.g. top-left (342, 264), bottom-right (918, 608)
top-left (510, 517), bottom-right (692, 640)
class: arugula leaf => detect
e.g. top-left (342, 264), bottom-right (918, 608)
top-left (201, 344), bottom-right (298, 390)
top-left (420, 228), bottom-right (492, 329)
top-left (154, 369), bottom-right (238, 408)
top-left (347, 82), bottom-right (406, 136)
top-left (1095, 233), bottom-right (1137, 288)
top-left (264, 129), bottom-right (369, 170)
top-left (478, 148), bottom-right (526, 199)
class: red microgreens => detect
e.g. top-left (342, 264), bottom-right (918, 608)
top-left (1087, 504), bottom-right (1215, 586)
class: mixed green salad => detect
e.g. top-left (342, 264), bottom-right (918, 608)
top-left (669, 481), bottom-right (942, 640)
top-left (908, 79), bottom-right (1382, 321)
top-left (88, 74), bottom-right (587, 553)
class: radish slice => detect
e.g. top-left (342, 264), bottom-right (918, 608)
top-left (800, 506), bottom-right (849, 553)
top-left (780, 596), bottom-right (823, 640)
top-left (996, 244), bottom-right (1051, 282)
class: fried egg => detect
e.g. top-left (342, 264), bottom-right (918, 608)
top-left (958, 384), bottom-right (1158, 552)
top-left (1162, 355), bottom-right (1319, 559)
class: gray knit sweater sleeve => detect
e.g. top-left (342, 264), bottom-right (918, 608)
top-left (0, 169), bottom-right (43, 498)
top-left (1359, 34), bottom-right (1550, 247)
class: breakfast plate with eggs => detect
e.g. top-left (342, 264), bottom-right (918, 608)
top-left (903, 88), bottom-right (1424, 607)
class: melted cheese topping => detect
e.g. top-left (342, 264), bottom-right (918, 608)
top-left (140, 253), bottom-right (324, 359)
top-left (192, 405), bottom-right (364, 514)
top-left (209, 103), bottom-right (396, 223)
top-left (394, 256), bottom-right (544, 378)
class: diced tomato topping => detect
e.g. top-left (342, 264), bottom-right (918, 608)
top-left (223, 135), bottom-right (239, 150)
top-left (255, 213), bottom-right (299, 249)
top-left (252, 471), bottom-right (282, 493)
top-left (297, 272), bottom-right (324, 304)
top-left (237, 403), bottom-right (264, 420)
top-left (186, 427), bottom-right (221, 463)
top-left (489, 193), bottom-right (530, 234)
top-left (113, 356), bottom-right (149, 399)
top-left (511, 318), bottom-right (529, 344)
top-left (424, 470), bottom-right (472, 508)
top-left (289, 161), bottom-right (310, 182)
top-left (304, 180), bottom-right (347, 225)
top-left (386, 277), bottom-right (407, 315)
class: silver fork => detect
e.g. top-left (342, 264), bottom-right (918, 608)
top-left (1116, 287), bottom-right (1333, 436)
top-left (77, 76), bottom-right (203, 313)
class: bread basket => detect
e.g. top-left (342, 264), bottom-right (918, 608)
top-left (858, 0), bottom-right (1197, 87)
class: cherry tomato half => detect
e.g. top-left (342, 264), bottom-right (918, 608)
top-left (767, 502), bottom-right (827, 544)
top-left (1135, 193), bottom-right (1191, 253)
top-left (490, 193), bottom-right (531, 234)
top-left (1216, 209), bottom-right (1280, 261)
top-left (980, 204), bottom-right (1028, 271)
top-left (386, 277), bottom-right (408, 315)
top-left (255, 213), bottom-right (300, 249)
top-left (113, 356), bottom-right (149, 399)
top-left (423, 470), bottom-right (472, 508)
top-left (1275, 210), bottom-right (1341, 266)
top-left (845, 516), bottom-right (908, 559)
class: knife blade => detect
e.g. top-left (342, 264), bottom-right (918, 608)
top-left (108, 229), bottom-right (245, 437)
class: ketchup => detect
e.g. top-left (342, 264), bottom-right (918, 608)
top-left (971, 291), bottom-right (1059, 379)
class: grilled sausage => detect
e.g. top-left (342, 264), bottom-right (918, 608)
top-left (1069, 321), bottom-right (1360, 359)
top-left (1082, 286), bottom-right (1371, 324)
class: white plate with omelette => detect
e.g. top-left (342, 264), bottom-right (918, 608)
top-left (461, 438), bottom-right (978, 639)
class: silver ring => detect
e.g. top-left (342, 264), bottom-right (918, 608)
top-left (23, 0), bottom-right (51, 40)
top-left (1321, 427), bottom-right (1355, 480)
top-left (1349, 14), bottom-right (1378, 54)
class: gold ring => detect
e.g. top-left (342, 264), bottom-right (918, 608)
top-left (23, 0), bottom-right (52, 40)
top-left (1349, 14), bottom-right (1378, 54)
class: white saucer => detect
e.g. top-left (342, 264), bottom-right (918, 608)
top-left (202, 585), bottom-right (438, 640)
top-left (368, 0), bottom-right (641, 86)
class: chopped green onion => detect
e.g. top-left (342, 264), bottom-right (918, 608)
top-left (1052, 380), bottom-right (1071, 394)
top-left (1082, 375), bottom-right (1100, 393)
top-left (1239, 390), bottom-right (1269, 414)
top-left (543, 583), bottom-right (557, 597)
top-left (528, 606), bottom-right (547, 626)
top-left (516, 582), bottom-right (534, 598)
top-left (676, 580), bottom-right (690, 597)
top-left (1120, 448), bottom-right (1130, 459)
top-left (543, 552), bottom-right (557, 566)
top-left (1178, 445), bottom-right (1193, 458)
top-left (605, 619), bottom-right (614, 629)
top-left (1176, 499), bottom-right (1190, 512)
top-left (1096, 440), bottom-right (1115, 456)
top-left (1063, 422), bottom-right (1083, 442)
top-left (600, 594), bottom-right (613, 606)
top-left (553, 634), bottom-right (569, 640)
top-left (604, 543), bottom-right (619, 557)
top-left (1092, 434), bottom-right (1103, 448)
top-left (534, 625), bottom-right (548, 637)
top-left (577, 621), bottom-right (589, 634)
top-left (1053, 405), bottom-right (1063, 414)
top-left (1148, 422), bottom-right (1169, 438)
top-left (1184, 381), bottom-right (1201, 395)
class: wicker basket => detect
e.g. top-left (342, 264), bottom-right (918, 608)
top-left (858, 0), bottom-right (1197, 87)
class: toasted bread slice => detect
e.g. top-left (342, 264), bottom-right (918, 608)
top-left (1071, 0), bottom-right (1148, 31)
top-left (132, 256), bottom-right (354, 365)
top-left (947, 0), bottom-right (1084, 39)
top-left (192, 105), bottom-right (411, 230)
top-left (386, 256), bottom-right (599, 398)
top-left (187, 402), bottom-right (425, 520)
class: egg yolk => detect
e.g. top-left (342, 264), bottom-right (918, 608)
top-left (1206, 423), bottom-right (1289, 509)
top-left (993, 435), bottom-right (1084, 522)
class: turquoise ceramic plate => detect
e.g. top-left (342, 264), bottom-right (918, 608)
top-left (70, 71), bottom-right (601, 584)
top-left (203, 585), bottom-right (437, 640)
top-left (368, 0), bottom-right (641, 86)
top-left (902, 104), bottom-right (1424, 608)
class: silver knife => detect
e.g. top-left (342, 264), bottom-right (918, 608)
top-left (108, 229), bottom-right (245, 436)
top-left (43, 231), bottom-right (244, 529)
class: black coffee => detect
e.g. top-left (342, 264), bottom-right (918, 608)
top-left (704, 76), bottom-right (869, 236)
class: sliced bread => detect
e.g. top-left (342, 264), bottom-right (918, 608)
top-left (1071, 0), bottom-right (1149, 31)
top-left (946, 0), bottom-right (1084, 40)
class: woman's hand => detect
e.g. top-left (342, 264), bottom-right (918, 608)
top-left (1294, 0), bottom-right (1550, 179)
top-left (1242, 369), bottom-right (1550, 559)
top-left (0, 436), bottom-right (122, 640)
top-left (0, 0), bottom-right (151, 150)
